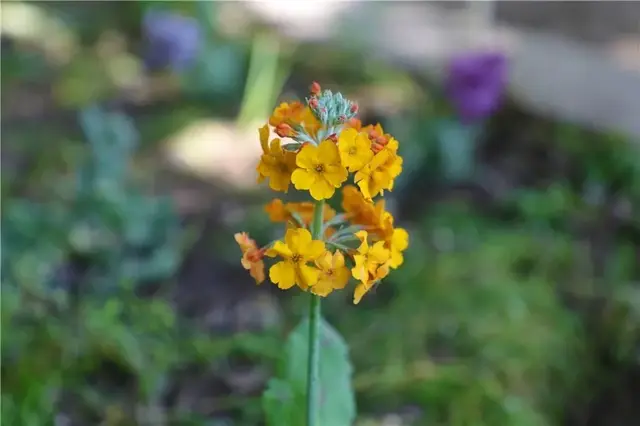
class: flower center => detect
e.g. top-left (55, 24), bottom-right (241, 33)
top-left (291, 254), bottom-right (303, 263)
top-left (315, 164), bottom-right (325, 173)
top-left (348, 146), bottom-right (357, 156)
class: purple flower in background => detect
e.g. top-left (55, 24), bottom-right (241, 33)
top-left (142, 10), bottom-right (201, 72)
top-left (445, 51), bottom-right (508, 123)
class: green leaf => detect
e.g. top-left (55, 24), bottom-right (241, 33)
top-left (263, 318), bottom-right (356, 426)
top-left (262, 379), bottom-right (300, 425)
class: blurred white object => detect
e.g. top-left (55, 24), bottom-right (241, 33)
top-left (245, 0), bottom-right (355, 40)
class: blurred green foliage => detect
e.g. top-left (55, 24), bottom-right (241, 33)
top-left (2, 1), bottom-right (640, 426)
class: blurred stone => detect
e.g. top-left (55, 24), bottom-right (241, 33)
top-left (253, 1), bottom-right (640, 138)
top-left (495, 2), bottom-right (640, 44)
top-left (162, 120), bottom-right (265, 189)
top-left (223, 365), bottom-right (269, 394)
top-left (610, 36), bottom-right (640, 73)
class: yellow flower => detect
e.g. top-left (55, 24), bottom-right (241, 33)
top-left (341, 187), bottom-right (409, 269)
top-left (291, 140), bottom-right (348, 200)
top-left (311, 250), bottom-right (351, 297)
top-left (380, 138), bottom-right (403, 181)
top-left (234, 232), bottom-right (266, 284)
top-left (353, 138), bottom-right (403, 200)
top-left (266, 228), bottom-right (325, 290)
top-left (338, 128), bottom-right (373, 172)
top-left (377, 212), bottom-right (409, 269)
top-left (257, 125), bottom-right (297, 192)
top-left (351, 231), bottom-right (391, 304)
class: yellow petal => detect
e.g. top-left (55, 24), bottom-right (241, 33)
top-left (351, 255), bottom-right (368, 282)
top-left (354, 230), bottom-right (368, 242)
top-left (358, 240), bottom-right (370, 257)
top-left (385, 137), bottom-right (399, 153)
top-left (284, 228), bottom-right (311, 253)
top-left (370, 149), bottom-right (390, 170)
top-left (317, 140), bottom-right (340, 164)
top-left (269, 138), bottom-right (283, 154)
top-left (338, 127), bottom-right (358, 145)
top-left (266, 240), bottom-right (292, 259)
top-left (332, 250), bottom-right (346, 268)
top-left (259, 125), bottom-right (270, 153)
top-left (315, 251), bottom-right (333, 270)
top-left (296, 144), bottom-right (318, 169)
top-left (353, 282), bottom-right (368, 304)
top-left (323, 165), bottom-right (348, 187)
top-left (355, 132), bottom-right (372, 151)
top-left (333, 266), bottom-right (351, 289)
top-left (356, 178), bottom-right (373, 201)
top-left (309, 179), bottom-right (335, 201)
top-left (392, 228), bottom-right (409, 252)
top-left (296, 263), bottom-right (320, 288)
top-left (374, 262), bottom-right (390, 280)
top-left (270, 261), bottom-right (296, 289)
top-left (291, 168), bottom-right (315, 190)
top-left (369, 241), bottom-right (391, 264)
top-left (306, 240), bottom-right (326, 260)
top-left (390, 249), bottom-right (404, 269)
top-left (311, 277), bottom-right (334, 297)
top-left (268, 171), bottom-right (291, 192)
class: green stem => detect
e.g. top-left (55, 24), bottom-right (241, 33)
top-left (307, 199), bottom-right (324, 426)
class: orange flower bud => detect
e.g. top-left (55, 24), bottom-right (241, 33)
top-left (347, 118), bottom-right (362, 130)
top-left (372, 142), bottom-right (384, 153)
top-left (275, 123), bottom-right (294, 137)
top-left (310, 81), bottom-right (321, 96)
top-left (350, 103), bottom-right (359, 114)
top-left (375, 135), bottom-right (388, 146)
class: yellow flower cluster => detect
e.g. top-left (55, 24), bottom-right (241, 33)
top-left (235, 82), bottom-right (408, 304)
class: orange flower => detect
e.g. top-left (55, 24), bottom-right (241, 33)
top-left (265, 199), bottom-right (336, 225)
top-left (234, 232), bottom-right (265, 284)
top-left (341, 185), bottom-right (385, 229)
top-left (269, 102), bottom-right (306, 127)
top-left (269, 102), bottom-right (321, 139)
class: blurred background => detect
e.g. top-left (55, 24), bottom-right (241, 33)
top-left (2, 1), bottom-right (640, 425)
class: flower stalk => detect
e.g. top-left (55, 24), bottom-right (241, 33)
top-left (306, 199), bottom-right (324, 426)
